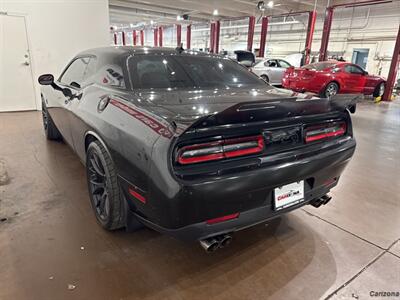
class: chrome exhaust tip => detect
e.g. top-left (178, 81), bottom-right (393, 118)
top-left (200, 234), bottom-right (233, 252)
top-left (310, 194), bottom-right (332, 208)
top-left (216, 234), bottom-right (232, 248)
top-left (199, 238), bottom-right (219, 252)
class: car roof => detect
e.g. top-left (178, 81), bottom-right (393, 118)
top-left (77, 46), bottom-right (221, 58)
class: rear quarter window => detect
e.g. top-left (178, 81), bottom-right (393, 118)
top-left (95, 64), bottom-right (126, 89)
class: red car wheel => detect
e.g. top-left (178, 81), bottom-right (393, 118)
top-left (321, 82), bottom-right (339, 98)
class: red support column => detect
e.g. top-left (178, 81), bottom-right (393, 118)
top-left (186, 24), bottom-right (191, 49)
top-left (319, 7), bottom-right (334, 61)
top-left (132, 30), bottom-right (137, 46)
top-left (140, 30), bottom-right (144, 46)
top-left (113, 33), bottom-right (118, 45)
top-left (176, 24), bottom-right (182, 46)
top-left (304, 10), bottom-right (317, 65)
top-left (382, 25), bottom-right (400, 101)
top-left (247, 16), bottom-right (256, 52)
top-left (258, 17), bottom-right (268, 57)
top-left (122, 31), bottom-right (126, 46)
top-left (209, 23), bottom-right (216, 53)
top-left (158, 26), bottom-right (163, 47)
top-left (154, 28), bottom-right (158, 46)
top-left (214, 20), bottom-right (220, 54)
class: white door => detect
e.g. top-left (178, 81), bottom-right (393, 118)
top-left (0, 14), bottom-right (36, 112)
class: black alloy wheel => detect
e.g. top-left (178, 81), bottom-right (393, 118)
top-left (86, 140), bottom-right (125, 230)
top-left (42, 100), bottom-right (62, 140)
top-left (87, 150), bottom-right (110, 221)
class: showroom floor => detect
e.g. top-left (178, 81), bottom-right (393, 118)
top-left (0, 99), bottom-right (399, 300)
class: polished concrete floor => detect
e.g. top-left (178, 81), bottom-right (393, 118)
top-left (0, 100), bottom-right (399, 300)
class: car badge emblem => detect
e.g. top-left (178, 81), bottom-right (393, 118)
top-left (97, 96), bottom-right (110, 113)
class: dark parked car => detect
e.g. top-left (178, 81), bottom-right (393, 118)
top-left (39, 47), bottom-right (357, 252)
top-left (233, 50), bottom-right (255, 67)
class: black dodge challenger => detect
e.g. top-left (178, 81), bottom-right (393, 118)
top-left (39, 47), bottom-right (357, 252)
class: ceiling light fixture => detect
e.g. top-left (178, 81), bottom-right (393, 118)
top-left (176, 15), bottom-right (182, 21)
top-left (257, 1), bottom-right (265, 11)
top-left (267, 1), bottom-right (274, 8)
top-left (213, 9), bottom-right (219, 16)
top-left (130, 23), bottom-right (134, 28)
top-left (150, 20), bottom-right (154, 25)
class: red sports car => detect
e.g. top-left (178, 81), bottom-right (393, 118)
top-left (282, 61), bottom-right (386, 98)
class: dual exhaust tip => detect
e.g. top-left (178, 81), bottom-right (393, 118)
top-left (200, 194), bottom-right (332, 252)
top-left (200, 234), bottom-right (232, 252)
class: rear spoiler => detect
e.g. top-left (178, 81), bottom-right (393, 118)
top-left (329, 93), bottom-right (361, 114)
top-left (177, 94), bottom-right (361, 134)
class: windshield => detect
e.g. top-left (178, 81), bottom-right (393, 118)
top-left (303, 62), bottom-right (336, 71)
top-left (128, 55), bottom-right (265, 89)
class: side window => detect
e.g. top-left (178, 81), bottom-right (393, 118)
top-left (352, 65), bottom-right (364, 74)
top-left (278, 60), bottom-right (291, 68)
top-left (345, 65), bottom-right (364, 75)
top-left (344, 65), bottom-right (352, 74)
top-left (268, 60), bottom-right (278, 67)
top-left (59, 57), bottom-right (91, 87)
top-left (83, 57), bottom-right (97, 84)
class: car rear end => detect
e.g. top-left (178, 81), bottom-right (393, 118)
top-left (282, 62), bottom-right (338, 94)
top-left (128, 97), bottom-right (356, 242)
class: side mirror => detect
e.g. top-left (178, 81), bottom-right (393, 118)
top-left (38, 74), bottom-right (54, 85)
top-left (62, 88), bottom-right (73, 98)
top-left (364, 71), bottom-right (369, 75)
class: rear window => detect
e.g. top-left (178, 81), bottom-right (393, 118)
top-left (303, 62), bottom-right (336, 71)
top-left (128, 55), bottom-right (264, 89)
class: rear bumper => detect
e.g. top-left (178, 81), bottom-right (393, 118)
top-left (132, 186), bottom-right (331, 241)
top-left (282, 78), bottom-right (321, 93)
top-left (126, 137), bottom-right (356, 241)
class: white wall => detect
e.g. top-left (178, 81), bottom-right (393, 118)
top-left (0, 0), bottom-right (110, 110)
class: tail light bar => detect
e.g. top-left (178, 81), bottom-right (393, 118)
top-left (177, 135), bottom-right (264, 165)
top-left (305, 122), bottom-right (346, 143)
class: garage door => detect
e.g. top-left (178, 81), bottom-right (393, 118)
top-left (0, 14), bottom-right (36, 112)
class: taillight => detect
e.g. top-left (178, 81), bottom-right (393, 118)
top-left (177, 135), bottom-right (264, 165)
top-left (305, 122), bottom-right (346, 143)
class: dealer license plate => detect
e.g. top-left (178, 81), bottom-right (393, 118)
top-left (274, 181), bottom-right (304, 210)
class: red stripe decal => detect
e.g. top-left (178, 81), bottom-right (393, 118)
top-left (128, 188), bottom-right (146, 204)
top-left (110, 99), bottom-right (173, 139)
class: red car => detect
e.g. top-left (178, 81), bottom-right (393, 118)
top-left (282, 61), bottom-right (386, 98)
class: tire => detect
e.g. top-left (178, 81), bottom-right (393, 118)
top-left (86, 140), bottom-right (125, 230)
top-left (261, 74), bottom-right (269, 83)
top-left (320, 82), bottom-right (339, 98)
top-left (42, 100), bottom-right (62, 140)
top-left (373, 82), bottom-right (385, 97)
